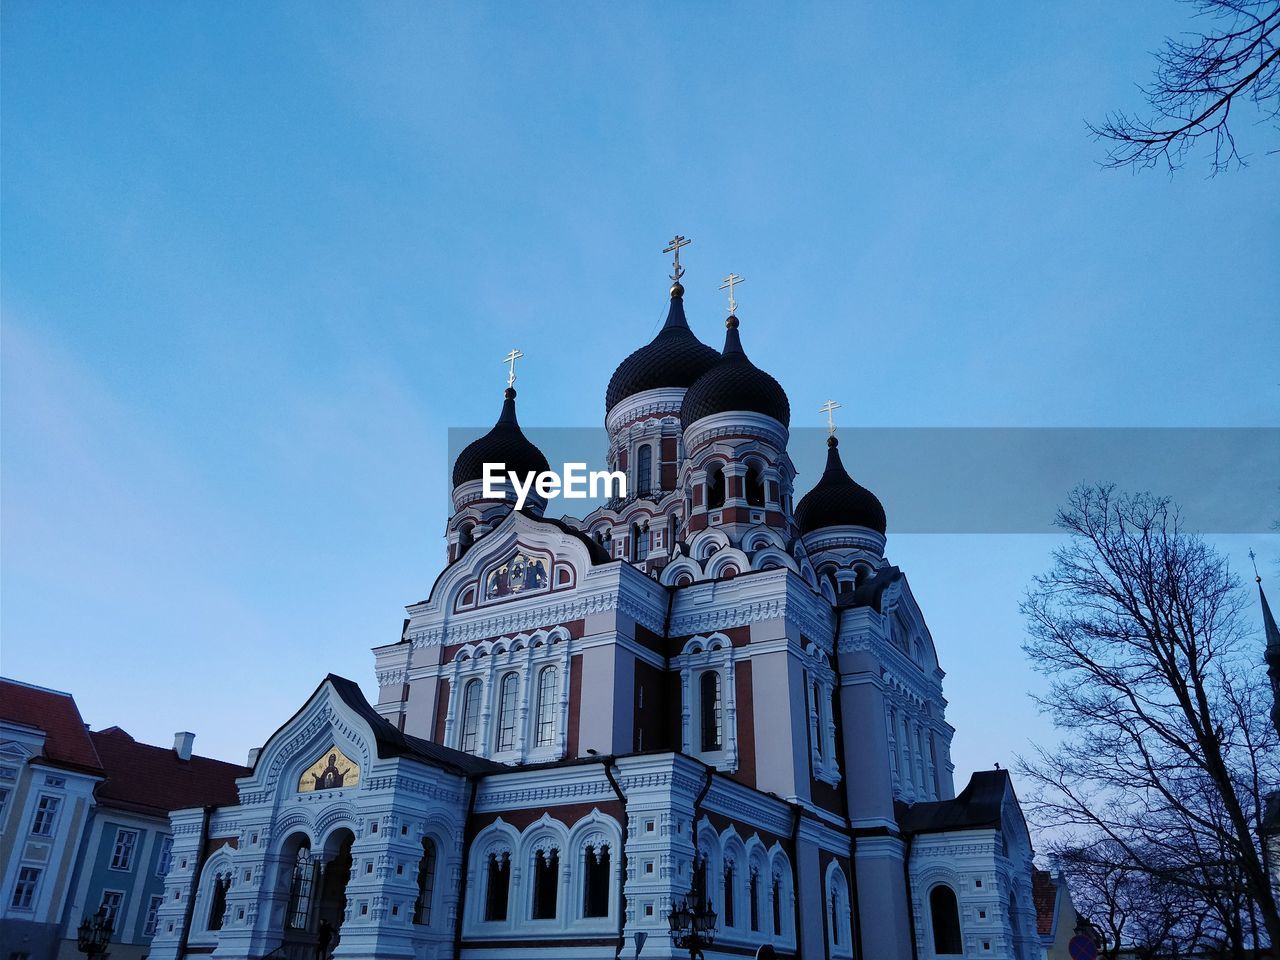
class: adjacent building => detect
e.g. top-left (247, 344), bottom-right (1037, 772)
top-left (0, 678), bottom-right (246, 960)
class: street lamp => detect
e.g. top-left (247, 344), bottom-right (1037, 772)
top-left (669, 854), bottom-right (717, 960)
top-left (76, 907), bottom-right (114, 960)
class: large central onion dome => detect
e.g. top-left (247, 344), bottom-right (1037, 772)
top-left (452, 387), bottom-right (550, 489)
top-left (680, 315), bottom-right (790, 429)
top-left (794, 436), bottom-right (887, 535)
top-left (605, 283), bottom-right (721, 413)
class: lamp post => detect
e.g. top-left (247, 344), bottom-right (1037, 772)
top-left (668, 854), bottom-right (717, 960)
top-left (76, 907), bottom-right (114, 960)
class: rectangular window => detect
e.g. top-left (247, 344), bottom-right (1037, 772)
top-left (111, 829), bottom-right (140, 870)
top-left (11, 867), bottom-right (40, 909)
top-left (156, 836), bottom-right (174, 877)
top-left (100, 890), bottom-right (125, 925)
top-left (536, 667), bottom-right (559, 747)
top-left (496, 673), bottom-right (518, 752)
top-left (31, 795), bottom-right (60, 837)
top-left (0, 786), bottom-right (9, 826)
top-left (143, 894), bottom-right (164, 937)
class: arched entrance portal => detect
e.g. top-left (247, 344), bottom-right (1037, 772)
top-left (277, 828), bottom-right (355, 958)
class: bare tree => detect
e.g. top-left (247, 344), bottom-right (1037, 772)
top-left (1091, 0), bottom-right (1280, 173)
top-left (1018, 485), bottom-right (1280, 951)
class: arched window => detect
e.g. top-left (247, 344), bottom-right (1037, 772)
top-left (930, 885), bottom-right (963, 955)
top-left (531, 847), bottom-right (560, 920)
top-left (459, 523), bottom-right (475, 553)
top-left (746, 464), bottom-right (765, 507)
top-left (207, 874), bottom-right (230, 931)
top-left (495, 672), bottom-right (519, 752)
top-left (700, 671), bottom-right (723, 752)
top-left (535, 666), bottom-right (559, 747)
top-left (287, 848), bottom-right (314, 929)
top-left (636, 445), bottom-right (652, 497)
top-left (413, 838), bottom-right (437, 924)
top-left (583, 844), bottom-right (611, 918)
top-left (827, 864), bottom-right (852, 953)
top-left (460, 679), bottom-right (483, 754)
top-left (484, 852), bottom-right (510, 921)
top-left (707, 465), bottom-right (726, 509)
top-left (723, 860), bottom-right (736, 927)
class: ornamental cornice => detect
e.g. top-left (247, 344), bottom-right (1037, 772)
top-left (376, 668), bottom-right (407, 687)
top-left (409, 583), bottom-right (668, 647)
top-left (476, 779), bottom-right (617, 811)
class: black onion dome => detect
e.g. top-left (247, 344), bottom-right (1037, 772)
top-left (794, 436), bottom-right (887, 535)
top-left (680, 316), bottom-right (790, 429)
top-left (452, 388), bottom-right (550, 489)
top-left (604, 285), bottom-right (722, 413)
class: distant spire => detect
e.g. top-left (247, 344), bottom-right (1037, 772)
top-left (1253, 551), bottom-right (1280, 739)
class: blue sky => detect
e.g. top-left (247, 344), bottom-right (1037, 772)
top-left (3, 2), bottom-right (1277, 782)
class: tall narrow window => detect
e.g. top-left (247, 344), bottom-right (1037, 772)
top-left (484, 853), bottom-right (510, 921)
top-left (668, 514), bottom-right (679, 553)
top-left (636, 445), bottom-right (652, 496)
top-left (144, 894), bottom-right (164, 937)
top-left (495, 673), bottom-right (519, 752)
top-left (99, 890), bottom-right (124, 926)
top-left (830, 890), bottom-right (840, 945)
top-left (287, 848), bottom-right (314, 929)
top-left (930, 739), bottom-right (942, 798)
top-left (208, 875), bottom-right (229, 931)
top-left (460, 679), bottom-right (482, 754)
top-left (631, 523), bottom-right (650, 562)
top-left (930, 885), bottom-right (963, 955)
top-left (749, 867), bottom-right (761, 932)
top-left (812, 681), bottom-right (825, 759)
top-left (723, 863), bottom-right (735, 927)
top-left (536, 666), bottom-right (559, 747)
top-left (414, 839), bottom-right (437, 925)
top-left (531, 847), bottom-right (560, 920)
top-left (700, 671), bottom-right (723, 752)
top-left (707, 466), bottom-right (726, 509)
top-left (772, 873), bottom-right (783, 936)
top-left (746, 464), bottom-right (765, 506)
top-left (111, 828), bottom-right (139, 870)
top-left (583, 844), bottom-right (611, 918)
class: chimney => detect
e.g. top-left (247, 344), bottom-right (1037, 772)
top-left (174, 731), bottom-right (195, 762)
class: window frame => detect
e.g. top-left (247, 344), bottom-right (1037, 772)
top-left (30, 794), bottom-right (61, 837)
top-left (11, 866), bottom-right (41, 910)
top-left (110, 827), bottom-right (141, 871)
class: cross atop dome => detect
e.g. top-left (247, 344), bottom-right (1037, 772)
top-left (720, 272), bottom-right (745, 316)
top-left (820, 399), bottom-right (842, 437)
top-left (503, 348), bottom-right (524, 388)
top-left (663, 234), bottom-right (691, 283)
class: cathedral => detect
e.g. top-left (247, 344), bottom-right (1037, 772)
top-left (147, 245), bottom-right (1050, 960)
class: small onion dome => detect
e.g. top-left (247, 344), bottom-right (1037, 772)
top-left (794, 436), bottom-right (887, 535)
top-left (604, 283), bottom-right (721, 413)
top-left (680, 315), bottom-right (790, 429)
top-left (451, 387), bottom-right (550, 489)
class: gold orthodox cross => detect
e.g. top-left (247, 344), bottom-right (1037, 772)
top-left (663, 234), bottom-right (691, 281)
top-left (719, 273), bottom-right (745, 315)
top-left (820, 399), bottom-right (842, 436)
top-left (503, 348), bottom-right (524, 388)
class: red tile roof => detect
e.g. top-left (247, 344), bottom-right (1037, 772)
top-left (0, 678), bottom-right (104, 775)
top-left (89, 727), bottom-right (248, 818)
top-left (1033, 868), bottom-right (1058, 936)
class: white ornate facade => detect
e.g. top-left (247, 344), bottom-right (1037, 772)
top-left (148, 272), bottom-right (1047, 960)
